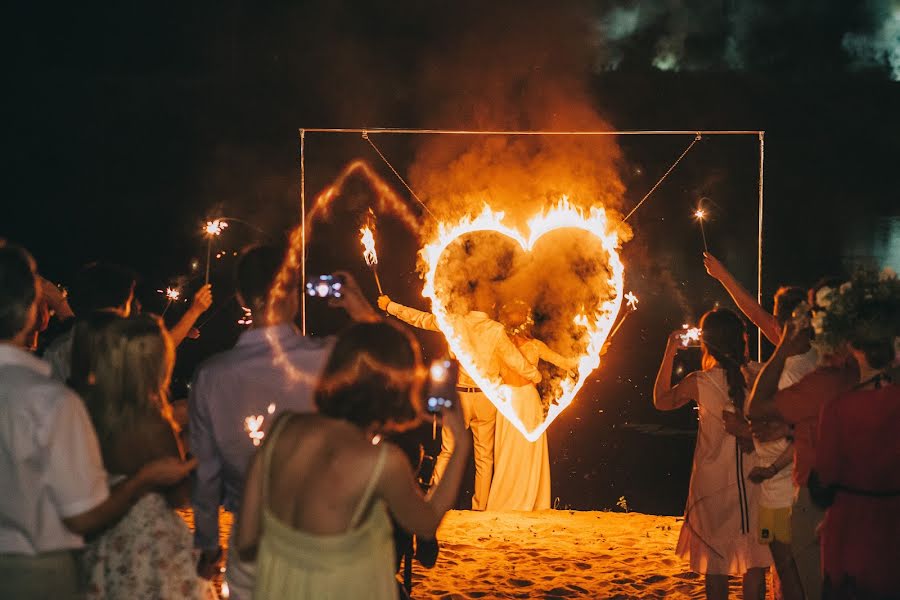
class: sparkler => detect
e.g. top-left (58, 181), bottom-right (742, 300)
top-left (203, 219), bottom-right (228, 285)
top-left (608, 291), bottom-right (640, 341)
top-left (244, 415), bottom-right (265, 447)
top-left (158, 286), bottom-right (181, 316)
top-left (693, 207), bottom-right (708, 253)
top-left (359, 210), bottom-right (383, 294)
top-left (679, 324), bottom-right (702, 346)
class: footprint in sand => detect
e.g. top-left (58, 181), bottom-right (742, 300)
top-left (574, 562), bottom-right (592, 570)
top-left (643, 574), bottom-right (668, 584)
top-left (545, 587), bottom-right (577, 598)
top-left (510, 579), bottom-right (534, 587)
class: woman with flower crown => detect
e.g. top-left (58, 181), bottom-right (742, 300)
top-left (813, 268), bottom-right (900, 600)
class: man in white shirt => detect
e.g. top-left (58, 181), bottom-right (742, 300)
top-left (378, 285), bottom-right (541, 510)
top-left (0, 243), bottom-right (195, 599)
top-left (190, 246), bottom-right (378, 599)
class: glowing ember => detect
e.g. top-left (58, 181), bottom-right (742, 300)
top-left (360, 226), bottom-right (378, 266)
top-left (680, 324), bottom-right (702, 346)
top-left (421, 198), bottom-right (626, 442)
top-left (625, 291), bottom-right (639, 310)
top-left (204, 219), bottom-right (228, 236)
top-left (244, 415), bottom-right (265, 446)
top-left (266, 403), bottom-right (276, 415)
top-left (237, 306), bottom-right (253, 326)
top-left (693, 208), bottom-right (706, 220)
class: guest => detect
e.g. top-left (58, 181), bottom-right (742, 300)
top-left (236, 320), bottom-right (471, 600)
top-left (190, 245), bottom-right (377, 599)
top-left (704, 252), bottom-right (782, 345)
top-left (742, 287), bottom-right (814, 600)
top-left (378, 286), bottom-right (541, 511)
top-left (42, 261), bottom-right (137, 382)
top-left (744, 279), bottom-right (858, 600)
top-left (70, 313), bottom-right (216, 598)
top-left (814, 269), bottom-right (899, 599)
top-left (654, 308), bottom-right (771, 600)
top-left (0, 242), bottom-right (195, 600)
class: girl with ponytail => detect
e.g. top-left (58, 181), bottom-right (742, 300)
top-left (654, 308), bottom-right (771, 600)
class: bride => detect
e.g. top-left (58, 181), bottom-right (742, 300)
top-left (486, 301), bottom-right (578, 511)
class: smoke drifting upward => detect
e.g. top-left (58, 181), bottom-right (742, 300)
top-left (408, 0), bottom-right (627, 229)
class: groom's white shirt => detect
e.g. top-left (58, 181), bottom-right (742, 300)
top-left (384, 302), bottom-right (540, 387)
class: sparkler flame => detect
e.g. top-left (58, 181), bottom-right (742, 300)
top-left (204, 219), bottom-right (228, 236)
top-left (360, 226), bottom-right (378, 266)
top-left (244, 415), bottom-right (265, 446)
top-left (680, 324), bottom-right (702, 346)
top-left (694, 208), bottom-right (706, 220)
top-left (625, 291), bottom-right (639, 310)
top-left (421, 198), bottom-right (625, 442)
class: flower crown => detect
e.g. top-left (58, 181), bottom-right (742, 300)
top-left (813, 267), bottom-right (900, 352)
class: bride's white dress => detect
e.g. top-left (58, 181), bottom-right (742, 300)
top-left (487, 339), bottom-right (575, 511)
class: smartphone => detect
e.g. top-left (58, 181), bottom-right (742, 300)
top-left (425, 359), bottom-right (459, 413)
top-left (305, 274), bottom-right (345, 299)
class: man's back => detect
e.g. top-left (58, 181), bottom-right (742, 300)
top-left (189, 324), bottom-right (335, 550)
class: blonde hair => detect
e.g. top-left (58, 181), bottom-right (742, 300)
top-left (75, 314), bottom-right (176, 456)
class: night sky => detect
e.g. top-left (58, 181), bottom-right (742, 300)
top-left (6, 0), bottom-right (899, 512)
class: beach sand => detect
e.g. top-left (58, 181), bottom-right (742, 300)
top-left (180, 508), bottom-right (770, 599)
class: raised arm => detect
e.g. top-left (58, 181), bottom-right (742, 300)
top-left (377, 400), bottom-right (472, 538)
top-left (534, 340), bottom-right (578, 371)
top-left (378, 295), bottom-right (441, 332)
top-left (168, 285), bottom-right (212, 347)
top-left (704, 252), bottom-right (780, 344)
top-left (653, 331), bottom-right (699, 411)
top-left (746, 322), bottom-right (807, 420)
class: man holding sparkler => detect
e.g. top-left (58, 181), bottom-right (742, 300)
top-left (378, 284), bottom-right (541, 510)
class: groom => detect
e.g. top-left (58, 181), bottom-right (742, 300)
top-left (378, 283), bottom-right (540, 510)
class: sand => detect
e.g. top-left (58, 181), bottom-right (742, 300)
top-left (180, 508), bottom-right (774, 599)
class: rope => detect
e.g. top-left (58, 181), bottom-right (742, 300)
top-left (302, 128), bottom-right (761, 136)
top-left (362, 131), bottom-right (437, 220)
top-left (623, 134), bottom-right (702, 222)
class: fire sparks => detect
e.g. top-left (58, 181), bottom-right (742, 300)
top-left (693, 208), bottom-right (706, 221)
top-left (625, 291), bottom-right (639, 310)
top-left (421, 198), bottom-right (626, 442)
top-left (680, 324), bottom-right (702, 346)
top-left (360, 226), bottom-right (378, 266)
top-left (204, 219), bottom-right (228, 236)
top-left (237, 306), bottom-right (253, 326)
top-left (244, 415), bottom-right (265, 446)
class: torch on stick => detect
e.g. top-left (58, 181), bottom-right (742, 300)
top-left (609, 291), bottom-right (639, 340)
top-left (359, 211), bottom-right (383, 295)
top-left (203, 219), bottom-right (228, 285)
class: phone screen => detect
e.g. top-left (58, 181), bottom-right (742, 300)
top-left (426, 359), bottom-right (459, 413)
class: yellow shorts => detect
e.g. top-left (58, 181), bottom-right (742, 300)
top-left (758, 506), bottom-right (792, 544)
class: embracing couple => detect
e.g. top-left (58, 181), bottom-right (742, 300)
top-left (378, 283), bottom-right (577, 512)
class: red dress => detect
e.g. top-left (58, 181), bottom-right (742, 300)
top-left (816, 381), bottom-right (900, 598)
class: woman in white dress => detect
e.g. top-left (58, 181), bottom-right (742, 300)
top-left (487, 302), bottom-right (577, 511)
top-left (653, 308), bottom-right (771, 600)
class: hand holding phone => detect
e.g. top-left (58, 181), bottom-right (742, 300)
top-left (306, 274), bottom-right (345, 298)
top-left (426, 359), bottom-right (458, 413)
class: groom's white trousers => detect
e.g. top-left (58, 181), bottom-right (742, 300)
top-left (433, 390), bottom-right (497, 510)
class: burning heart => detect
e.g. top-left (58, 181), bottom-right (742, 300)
top-left (421, 199), bottom-right (627, 441)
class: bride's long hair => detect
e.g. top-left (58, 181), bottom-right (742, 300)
top-left (699, 309), bottom-right (750, 412)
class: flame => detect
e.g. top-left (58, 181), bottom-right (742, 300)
top-left (680, 324), bottom-right (702, 346)
top-left (158, 287), bottom-right (181, 301)
top-left (244, 415), bottom-right (265, 446)
top-left (204, 219), bottom-right (228, 236)
top-left (360, 226), bottom-right (378, 266)
top-left (421, 197), bottom-right (625, 442)
top-left (693, 208), bottom-right (706, 220)
top-left (625, 291), bottom-right (639, 310)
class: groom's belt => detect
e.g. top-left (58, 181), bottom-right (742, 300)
top-left (456, 386), bottom-right (482, 393)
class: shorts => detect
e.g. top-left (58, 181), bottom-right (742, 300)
top-left (758, 505), bottom-right (792, 544)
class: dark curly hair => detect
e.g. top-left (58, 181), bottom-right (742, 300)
top-left (700, 309), bottom-right (750, 412)
top-left (314, 321), bottom-right (424, 431)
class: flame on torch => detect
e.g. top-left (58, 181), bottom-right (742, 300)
top-left (359, 211), bottom-right (383, 294)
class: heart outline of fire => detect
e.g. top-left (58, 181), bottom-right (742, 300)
top-left (421, 197), bottom-right (625, 442)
